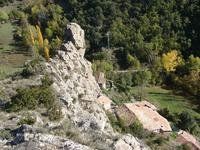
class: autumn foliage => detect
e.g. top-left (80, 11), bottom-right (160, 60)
top-left (162, 50), bottom-right (182, 72)
top-left (29, 25), bottom-right (50, 61)
top-left (36, 25), bottom-right (44, 48)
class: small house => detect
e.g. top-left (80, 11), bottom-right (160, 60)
top-left (116, 101), bottom-right (172, 133)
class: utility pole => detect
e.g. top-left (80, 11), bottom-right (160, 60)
top-left (106, 32), bottom-right (110, 49)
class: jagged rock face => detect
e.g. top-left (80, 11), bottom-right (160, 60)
top-left (45, 24), bottom-right (111, 133)
top-left (45, 42), bottom-right (111, 132)
top-left (66, 23), bottom-right (86, 56)
top-left (114, 134), bottom-right (149, 150)
top-left (2, 125), bottom-right (91, 150)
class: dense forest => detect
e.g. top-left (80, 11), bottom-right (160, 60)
top-left (60, 0), bottom-right (200, 96)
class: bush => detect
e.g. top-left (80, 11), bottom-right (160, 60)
top-left (127, 54), bottom-right (140, 69)
top-left (7, 87), bottom-right (55, 111)
top-left (18, 115), bottom-right (36, 125)
top-left (128, 120), bottom-right (144, 138)
top-left (107, 111), bottom-right (147, 138)
top-left (6, 76), bottom-right (62, 121)
top-left (41, 75), bottom-right (53, 88)
top-left (132, 70), bottom-right (152, 86)
top-left (0, 129), bottom-right (12, 140)
top-left (47, 103), bottom-right (62, 121)
top-left (106, 112), bottom-right (122, 132)
top-left (0, 10), bottom-right (9, 21)
top-left (92, 60), bottom-right (113, 75)
top-left (176, 111), bottom-right (200, 137)
top-left (21, 59), bottom-right (43, 78)
top-left (158, 108), bottom-right (177, 123)
top-left (9, 10), bottom-right (24, 20)
top-left (7, 88), bottom-right (39, 111)
top-left (110, 71), bottom-right (133, 92)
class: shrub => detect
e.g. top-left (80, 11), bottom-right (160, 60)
top-left (110, 71), bottom-right (133, 92)
top-left (176, 111), bottom-right (200, 137)
top-left (0, 10), bottom-right (9, 21)
top-left (7, 88), bottom-right (39, 111)
top-left (107, 111), bottom-right (147, 138)
top-left (128, 120), bottom-right (144, 138)
top-left (0, 129), bottom-right (12, 140)
top-left (158, 108), bottom-right (177, 122)
top-left (127, 54), bottom-right (141, 69)
top-left (50, 37), bottom-right (62, 55)
top-left (152, 136), bottom-right (166, 145)
top-left (92, 60), bottom-right (113, 75)
top-left (18, 115), bottom-right (36, 125)
top-left (133, 70), bottom-right (152, 86)
top-left (47, 103), bottom-right (62, 121)
top-left (9, 10), bottom-right (24, 20)
top-left (41, 74), bottom-right (53, 88)
top-left (106, 112), bottom-right (122, 132)
top-left (9, 86), bottom-right (55, 111)
top-left (21, 59), bottom-right (43, 77)
top-left (6, 76), bottom-right (62, 121)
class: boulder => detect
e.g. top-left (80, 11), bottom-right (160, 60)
top-left (66, 23), bottom-right (86, 56)
top-left (114, 134), bottom-right (149, 150)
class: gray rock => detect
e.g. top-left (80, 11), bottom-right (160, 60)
top-left (10, 125), bottom-right (92, 150)
top-left (66, 23), bottom-right (86, 56)
top-left (114, 134), bottom-right (150, 150)
top-left (44, 38), bottom-right (112, 133)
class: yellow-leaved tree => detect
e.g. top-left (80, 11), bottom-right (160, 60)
top-left (162, 50), bottom-right (182, 72)
top-left (36, 25), bottom-right (44, 48)
top-left (29, 28), bottom-right (35, 45)
top-left (28, 25), bottom-right (50, 61)
top-left (44, 39), bottom-right (50, 61)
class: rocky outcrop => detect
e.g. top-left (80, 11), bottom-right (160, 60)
top-left (66, 23), bottom-right (86, 57)
top-left (114, 134), bottom-right (149, 150)
top-left (1, 125), bottom-right (91, 150)
top-left (45, 38), bottom-right (111, 133)
top-left (0, 23), bottom-right (149, 150)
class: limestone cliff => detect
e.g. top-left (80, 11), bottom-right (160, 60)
top-left (0, 23), bottom-right (149, 150)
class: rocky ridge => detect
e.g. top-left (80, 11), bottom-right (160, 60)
top-left (0, 23), bottom-right (149, 150)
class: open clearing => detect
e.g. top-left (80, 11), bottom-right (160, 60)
top-left (132, 86), bottom-right (200, 118)
top-left (0, 22), bottom-right (31, 79)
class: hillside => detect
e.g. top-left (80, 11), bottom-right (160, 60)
top-left (0, 0), bottom-right (199, 149)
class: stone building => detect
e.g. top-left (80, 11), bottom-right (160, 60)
top-left (116, 101), bottom-right (172, 133)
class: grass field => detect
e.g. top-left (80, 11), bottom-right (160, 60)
top-left (0, 22), bottom-right (31, 79)
top-left (132, 86), bottom-right (200, 118)
top-left (0, 23), bottom-right (15, 52)
top-left (0, 1), bottom-right (32, 79)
